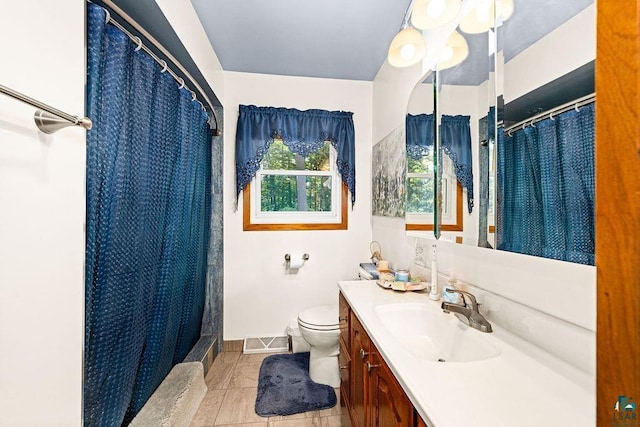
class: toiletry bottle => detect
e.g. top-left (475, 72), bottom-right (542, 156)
top-left (428, 244), bottom-right (440, 301)
top-left (442, 275), bottom-right (460, 304)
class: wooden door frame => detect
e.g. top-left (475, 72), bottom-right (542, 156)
top-left (596, 2), bottom-right (640, 425)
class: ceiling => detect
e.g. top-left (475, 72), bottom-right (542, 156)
top-left (192, 0), bottom-right (594, 84)
top-left (191, 0), bottom-right (412, 81)
top-left (106, 0), bottom-right (594, 105)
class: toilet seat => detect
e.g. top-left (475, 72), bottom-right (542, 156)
top-left (298, 304), bottom-right (339, 331)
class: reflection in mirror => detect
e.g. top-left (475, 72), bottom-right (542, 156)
top-left (486, 132), bottom-right (496, 247)
top-left (414, 0), bottom-right (596, 263)
top-left (496, 0), bottom-right (595, 265)
top-left (434, 22), bottom-right (494, 243)
top-left (478, 109), bottom-right (496, 248)
top-left (405, 72), bottom-right (437, 232)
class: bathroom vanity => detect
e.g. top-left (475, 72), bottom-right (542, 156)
top-left (338, 280), bottom-right (594, 427)
top-left (339, 291), bottom-right (417, 426)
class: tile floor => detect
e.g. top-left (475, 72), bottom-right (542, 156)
top-left (190, 351), bottom-right (347, 427)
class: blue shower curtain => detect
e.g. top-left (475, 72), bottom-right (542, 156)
top-left (497, 103), bottom-right (594, 265)
top-left (85, 4), bottom-right (212, 426)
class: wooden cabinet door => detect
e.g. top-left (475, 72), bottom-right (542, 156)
top-left (350, 312), bottom-right (370, 427)
top-left (345, 299), bottom-right (418, 427)
top-left (339, 336), bottom-right (351, 417)
top-left (370, 352), bottom-right (415, 427)
top-left (339, 292), bottom-right (350, 352)
top-left (339, 291), bottom-right (352, 420)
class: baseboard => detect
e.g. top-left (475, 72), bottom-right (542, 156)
top-left (223, 340), bottom-right (244, 352)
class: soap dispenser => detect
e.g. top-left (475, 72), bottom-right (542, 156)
top-left (428, 244), bottom-right (440, 301)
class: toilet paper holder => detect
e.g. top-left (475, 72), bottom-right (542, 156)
top-left (284, 253), bottom-right (310, 262)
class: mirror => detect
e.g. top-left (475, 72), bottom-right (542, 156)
top-left (404, 23), bottom-right (496, 244)
top-left (406, 0), bottom-right (596, 265)
top-left (435, 26), bottom-right (495, 244)
top-left (496, 0), bottom-right (595, 264)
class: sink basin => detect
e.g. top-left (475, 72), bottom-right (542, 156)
top-left (374, 303), bottom-right (501, 362)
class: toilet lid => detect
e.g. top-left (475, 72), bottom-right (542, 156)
top-left (298, 304), bottom-right (339, 331)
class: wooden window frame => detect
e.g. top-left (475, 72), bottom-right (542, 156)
top-left (243, 181), bottom-right (348, 231)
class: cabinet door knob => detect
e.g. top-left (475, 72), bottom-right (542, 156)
top-left (339, 365), bottom-right (349, 370)
top-left (366, 361), bottom-right (379, 373)
top-left (339, 316), bottom-right (348, 322)
top-left (360, 348), bottom-right (369, 359)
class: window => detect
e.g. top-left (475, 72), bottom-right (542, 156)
top-left (405, 149), bottom-right (463, 231)
top-left (236, 105), bottom-right (355, 230)
top-left (243, 140), bottom-right (347, 231)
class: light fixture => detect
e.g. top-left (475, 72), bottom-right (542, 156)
top-left (437, 30), bottom-right (468, 70)
top-left (387, 27), bottom-right (427, 68)
top-left (411, 0), bottom-right (462, 30)
top-left (459, 0), bottom-right (514, 34)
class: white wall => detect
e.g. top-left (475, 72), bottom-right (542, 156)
top-left (0, 1), bottom-right (85, 425)
top-left (223, 72), bottom-right (373, 339)
top-left (370, 62), bottom-right (424, 266)
top-left (372, 61), bottom-right (424, 144)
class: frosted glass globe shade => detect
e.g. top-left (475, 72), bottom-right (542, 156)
top-left (411, 0), bottom-right (462, 30)
top-left (437, 30), bottom-right (468, 70)
top-left (388, 27), bottom-right (426, 68)
top-left (459, 0), bottom-right (514, 34)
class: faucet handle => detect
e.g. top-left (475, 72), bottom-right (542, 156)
top-left (445, 288), bottom-right (478, 311)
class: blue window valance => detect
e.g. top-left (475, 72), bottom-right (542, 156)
top-left (235, 105), bottom-right (356, 206)
top-left (406, 113), bottom-right (474, 213)
top-left (405, 113), bottom-right (435, 159)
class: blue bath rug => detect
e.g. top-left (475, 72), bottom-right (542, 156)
top-left (255, 352), bottom-right (337, 417)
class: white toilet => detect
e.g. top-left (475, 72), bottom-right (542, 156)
top-left (297, 304), bottom-right (340, 387)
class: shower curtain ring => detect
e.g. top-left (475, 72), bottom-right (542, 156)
top-left (507, 129), bottom-right (513, 137)
top-left (197, 100), bottom-right (205, 111)
top-left (178, 78), bottom-right (185, 89)
top-left (530, 120), bottom-right (536, 128)
top-left (574, 103), bottom-right (580, 112)
top-left (104, 9), bottom-right (111, 24)
top-left (549, 112), bottom-right (555, 121)
top-left (190, 91), bottom-right (196, 101)
top-left (160, 60), bottom-right (168, 73)
top-left (134, 37), bottom-right (143, 51)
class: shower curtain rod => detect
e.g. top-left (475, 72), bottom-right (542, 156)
top-left (97, 0), bottom-right (221, 136)
top-left (504, 93), bottom-right (595, 135)
top-left (0, 83), bottom-right (92, 134)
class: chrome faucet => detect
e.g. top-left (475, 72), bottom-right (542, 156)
top-left (441, 289), bottom-right (493, 333)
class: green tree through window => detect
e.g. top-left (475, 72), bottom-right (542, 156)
top-left (406, 152), bottom-right (435, 214)
top-left (259, 140), bottom-right (332, 212)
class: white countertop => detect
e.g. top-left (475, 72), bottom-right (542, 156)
top-left (338, 280), bottom-right (595, 427)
